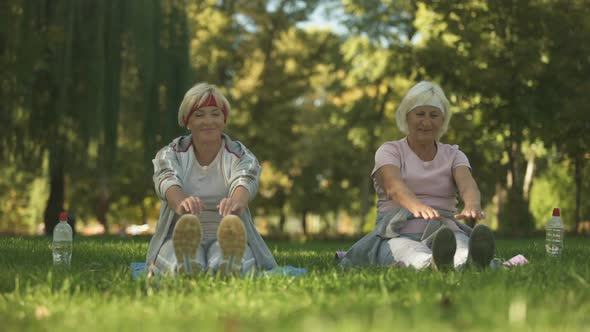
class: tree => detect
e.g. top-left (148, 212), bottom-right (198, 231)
top-left (324, 0), bottom-right (422, 230)
top-left (419, 0), bottom-right (554, 234)
top-left (535, 0), bottom-right (590, 229)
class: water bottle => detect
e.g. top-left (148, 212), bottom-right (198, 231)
top-left (545, 207), bottom-right (564, 257)
top-left (52, 211), bottom-right (73, 267)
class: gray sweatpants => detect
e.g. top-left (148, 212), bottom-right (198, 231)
top-left (378, 231), bottom-right (470, 270)
top-left (153, 238), bottom-right (257, 276)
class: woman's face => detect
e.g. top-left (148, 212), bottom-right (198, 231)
top-left (186, 106), bottom-right (225, 143)
top-left (406, 105), bottom-right (444, 143)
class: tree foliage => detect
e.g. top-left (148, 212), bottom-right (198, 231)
top-left (1, 0), bottom-right (589, 235)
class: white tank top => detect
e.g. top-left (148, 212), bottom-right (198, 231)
top-left (184, 144), bottom-right (229, 241)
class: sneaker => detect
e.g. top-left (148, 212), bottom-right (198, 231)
top-left (431, 226), bottom-right (457, 271)
top-left (468, 224), bottom-right (495, 269)
top-left (172, 214), bottom-right (202, 275)
top-left (217, 215), bottom-right (247, 277)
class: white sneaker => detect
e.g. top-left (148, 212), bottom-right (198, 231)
top-left (217, 215), bottom-right (247, 277)
top-left (172, 214), bottom-right (202, 276)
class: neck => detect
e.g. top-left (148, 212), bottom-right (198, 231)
top-left (193, 136), bottom-right (223, 166)
top-left (407, 136), bottom-right (437, 161)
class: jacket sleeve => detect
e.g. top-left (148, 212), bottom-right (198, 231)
top-left (152, 144), bottom-right (183, 201)
top-left (229, 145), bottom-right (261, 201)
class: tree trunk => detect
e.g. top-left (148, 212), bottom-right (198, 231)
top-left (301, 209), bottom-right (308, 235)
top-left (494, 182), bottom-right (507, 223)
top-left (141, 0), bottom-right (161, 159)
top-left (44, 0), bottom-right (73, 236)
top-left (359, 83), bottom-right (391, 232)
top-left (96, 177), bottom-right (110, 234)
top-left (44, 147), bottom-right (65, 235)
top-left (140, 204), bottom-right (147, 225)
top-left (522, 143), bottom-right (536, 200)
top-left (275, 189), bottom-right (287, 232)
top-left (359, 171), bottom-right (371, 232)
top-left (279, 212), bottom-right (286, 233)
top-left (574, 155), bottom-right (583, 231)
top-left (499, 130), bottom-right (535, 234)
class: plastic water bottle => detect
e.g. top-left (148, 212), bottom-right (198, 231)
top-left (545, 207), bottom-right (564, 257)
top-left (52, 211), bottom-right (73, 267)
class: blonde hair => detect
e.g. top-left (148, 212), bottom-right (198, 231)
top-left (395, 81), bottom-right (452, 139)
top-left (177, 82), bottom-right (231, 127)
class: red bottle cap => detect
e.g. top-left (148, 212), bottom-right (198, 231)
top-left (552, 208), bottom-right (560, 217)
top-left (59, 211), bottom-right (68, 221)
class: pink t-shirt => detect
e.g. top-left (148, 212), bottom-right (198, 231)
top-left (372, 138), bottom-right (470, 215)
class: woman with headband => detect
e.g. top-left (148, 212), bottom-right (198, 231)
top-left (340, 81), bottom-right (495, 270)
top-left (146, 82), bottom-right (276, 277)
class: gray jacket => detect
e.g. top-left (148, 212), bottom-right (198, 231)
top-left (339, 208), bottom-right (473, 267)
top-left (146, 133), bottom-right (277, 270)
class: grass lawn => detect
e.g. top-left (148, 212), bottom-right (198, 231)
top-left (0, 235), bottom-right (589, 331)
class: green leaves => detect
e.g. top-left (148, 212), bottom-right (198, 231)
top-left (2, 0), bottom-right (589, 234)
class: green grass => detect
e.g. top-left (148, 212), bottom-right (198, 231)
top-left (1, 236), bottom-right (589, 331)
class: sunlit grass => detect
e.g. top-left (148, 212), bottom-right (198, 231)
top-left (0, 236), bottom-right (589, 331)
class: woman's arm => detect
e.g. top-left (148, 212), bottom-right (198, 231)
top-left (152, 141), bottom-right (204, 215)
top-left (152, 144), bottom-right (184, 201)
top-left (228, 144), bottom-right (262, 201)
top-left (452, 165), bottom-right (485, 220)
top-left (165, 185), bottom-right (204, 215)
top-left (218, 185), bottom-right (250, 216)
top-left (221, 142), bottom-right (260, 216)
top-left (375, 165), bottom-right (441, 220)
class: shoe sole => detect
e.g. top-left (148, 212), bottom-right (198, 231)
top-left (469, 224), bottom-right (495, 268)
top-left (172, 214), bottom-right (202, 275)
top-left (431, 227), bottom-right (456, 271)
top-left (217, 215), bottom-right (247, 277)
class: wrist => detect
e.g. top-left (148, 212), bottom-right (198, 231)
top-left (232, 186), bottom-right (250, 202)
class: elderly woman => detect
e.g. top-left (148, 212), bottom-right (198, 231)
top-left (146, 82), bottom-right (277, 276)
top-left (340, 81), bottom-right (495, 270)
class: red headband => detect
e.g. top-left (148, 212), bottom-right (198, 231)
top-left (183, 94), bottom-right (228, 126)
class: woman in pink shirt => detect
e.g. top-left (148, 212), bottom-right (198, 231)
top-left (339, 81), bottom-right (495, 270)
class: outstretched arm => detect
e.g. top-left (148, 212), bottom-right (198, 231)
top-left (222, 142), bottom-right (261, 216)
top-left (228, 145), bottom-right (261, 202)
top-left (375, 165), bottom-right (441, 220)
top-left (165, 186), bottom-right (204, 215)
top-left (218, 185), bottom-right (250, 216)
top-left (452, 166), bottom-right (485, 220)
top-left (152, 142), bottom-right (204, 215)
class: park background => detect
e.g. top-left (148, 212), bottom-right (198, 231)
top-left (2, 0), bottom-right (589, 239)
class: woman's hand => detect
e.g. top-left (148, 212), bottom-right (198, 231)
top-left (455, 205), bottom-right (485, 220)
top-left (177, 196), bottom-right (204, 215)
top-left (408, 202), bottom-right (442, 220)
top-left (452, 166), bottom-right (484, 221)
top-left (217, 196), bottom-right (247, 216)
top-left (165, 186), bottom-right (204, 215)
top-left (375, 166), bottom-right (441, 220)
top-left (218, 186), bottom-right (250, 216)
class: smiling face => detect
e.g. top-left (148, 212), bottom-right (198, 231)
top-left (406, 105), bottom-right (444, 144)
top-left (186, 106), bottom-right (225, 144)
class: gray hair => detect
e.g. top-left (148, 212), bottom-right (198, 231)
top-left (395, 81), bottom-right (452, 139)
top-left (177, 82), bottom-right (231, 127)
